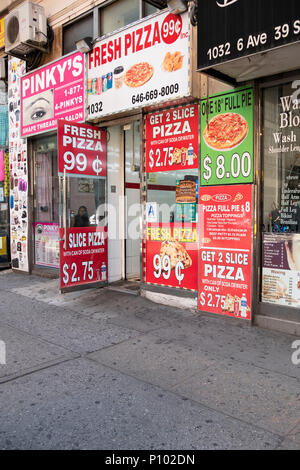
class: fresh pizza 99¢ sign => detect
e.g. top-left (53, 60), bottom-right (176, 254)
top-left (58, 120), bottom-right (107, 178)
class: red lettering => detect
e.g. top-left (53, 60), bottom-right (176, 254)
top-left (144, 24), bottom-right (152, 49)
top-left (136, 27), bottom-right (143, 52)
top-left (101, 43), bottom-right (107, 64)
top-left (125, 33), bottom-right (132, 56)
top-left (152, 21), bottom-right (161, 46)
top-left (107, 40), bottom-right (114, 62)
top-left (94, 47), bottom-right (101, 67)
top-left (114, 37), bottom-right (121, 60)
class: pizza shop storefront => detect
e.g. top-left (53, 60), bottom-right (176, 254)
top-left (196, 0), bottom-right (300, 335)
top-left (86, 9), bottom-right (228, 301)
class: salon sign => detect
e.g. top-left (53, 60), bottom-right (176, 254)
top-left (20, 51), bottom-right (85, 137)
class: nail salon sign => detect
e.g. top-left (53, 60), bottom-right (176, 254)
top-left (20, 51), bottom-right (85, 137)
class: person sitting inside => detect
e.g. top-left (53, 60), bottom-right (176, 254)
top-left (73, 205), bottom-right (90, 227)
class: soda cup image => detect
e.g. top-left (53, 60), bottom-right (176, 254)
top-left (96, 77), bottom-right (102, 95)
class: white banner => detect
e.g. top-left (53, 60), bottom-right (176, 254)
top-left (87, 11), bottom-right (190, 119)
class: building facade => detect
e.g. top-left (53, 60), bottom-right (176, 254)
top-left (1, 0), bottom-right (300, 336)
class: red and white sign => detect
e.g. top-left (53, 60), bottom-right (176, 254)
top-left (21, 52), bottom-right (84, 137)
top-left (87, 10), bottom-right (190, 119)
top-left (145, 104), bottom-right (198, 172)
top-left (60, 227), bottom-right (107, 289)
top-left (198, 185), bottom-right (252, 320)
top-left (145, 222), bottom-right (198, 291)
top-left (58, 120), bottom-right (106, 178)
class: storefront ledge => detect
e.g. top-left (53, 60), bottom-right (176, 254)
top-left (31, 267), bottom-right (59, 280)
top-left (254, 315), bottom-right (300, 337)
top-left (141, 285), bottom-right (197, 311)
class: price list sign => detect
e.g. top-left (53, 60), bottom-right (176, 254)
top-left (198, 185), bottom-right (252, 320)
top-left (60, 227), bottom-right (107, 290)
top-left (145, 223), bottom-right (198, 291)
top-left (145, 104), bottom-right (198, 172)
top-left (58, 120), bottom-right (106, 178)
top-left (200, 87), bottom-right (253, 186)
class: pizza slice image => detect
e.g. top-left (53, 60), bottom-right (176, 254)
top-left (203, 113), bottom-right (248, 150)
top-left (233, 192), bottom-right (243, 202)
top-left (159, 240), bottom-right (192, 270)
top-left (124, 62), bottom-right (154, 88)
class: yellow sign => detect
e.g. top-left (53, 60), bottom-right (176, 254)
top-left (0, 237), bottom-right (7, 256)
top-left (0, 18), bottom-right (4, 49)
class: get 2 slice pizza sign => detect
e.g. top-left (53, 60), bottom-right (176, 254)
top-left (145, 104), bottom-right (198, 172)
top-left (200, 87), bottom-right (254, 186)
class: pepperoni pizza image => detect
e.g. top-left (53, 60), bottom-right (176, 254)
top-left (203, 113), bottom-right (248, 150)
top-left (124, 62), bottom-right (154, 88)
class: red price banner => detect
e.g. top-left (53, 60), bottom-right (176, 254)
top-left (198, 185), bottom-right (252, 320)
top-left (145, 223), bottom-right (198, 291)
top-left (161, 13), bottom-right (182, 44)
top-left (58, 120), bottom-right (107, 178)
top-left (145, 104), bottom-right (198, 173)
top-left (60, 227), bottom-right (107, 289)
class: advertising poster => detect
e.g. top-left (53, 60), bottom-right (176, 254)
top-left (9, 57), bottom-right (29, 272)
top-left (145, 104), bottom-right (198, 172)
top-left (175, 177), bottom-right (197, 223)
top-left (200, 87), bottom-right (253, 186)
top-left (34, 223), bottom-right (59, 268)
top-left (21, 51), bottom-right (84, 137)
top-left (145, 222), bottom-right (198, 291)
top-left (0, 18), bottom-right (4, 49)
top-left (262, 233), bottom-right (300, 308)
top-left (198, 184), bottom-right (252, 320)
top-left (60, 227), bottom-right (107, 290)
top-left (58, 120), bottom-right (107, 178)
top-left (88, 11), bottom-right (190, 119)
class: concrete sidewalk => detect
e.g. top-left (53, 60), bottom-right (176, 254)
top-left (0, 269), bottom-right (299, 450)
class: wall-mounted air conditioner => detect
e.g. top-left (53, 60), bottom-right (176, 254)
top-left (5, 1), bottom-right (47, 56)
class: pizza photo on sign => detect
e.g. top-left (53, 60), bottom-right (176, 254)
top-left (203, 113), bottom-right (248, 150)
top-left (124, 62), bottom-right (154, 88)
top-left (159, 240), bottom-right (192, 270)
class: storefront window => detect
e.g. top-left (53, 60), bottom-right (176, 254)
top-left (262, 81), bottom-right (300, 309)
top-left (100, 0), bottom-right (140, 36)
top-left (33, 135), bottom-right (60, 269)
top-left (147, 169), bottom-right (198, 223)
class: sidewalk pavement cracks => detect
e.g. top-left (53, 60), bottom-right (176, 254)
top-left (0, 269), bottom-right (299, 450)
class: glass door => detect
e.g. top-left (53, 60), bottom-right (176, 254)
top-left (33, 135), bottom-right (60, 270)
top-left (124, 121), bottom-right (141, 280)
top-left (59, 122), bottom-right (107, 292)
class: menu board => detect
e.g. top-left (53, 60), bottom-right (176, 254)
top-left (145, 104), bottom-right (198, 172)
top-left (34, 223), bottom-right (59, 268)
top-left (145, 222), bottom-right (198, 291)
top-left (200, 87), bottom-right (253, 186)
top-left (198, 185), bottom-right (252, 320)
top-left (262, 233), bottom-right (300, 308)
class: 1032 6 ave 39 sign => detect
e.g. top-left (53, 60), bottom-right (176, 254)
top-left (58, 120), bottom-right (107, 178)
top-left (197, 0), bottom-right (300, 71)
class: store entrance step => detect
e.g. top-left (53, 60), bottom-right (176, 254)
top-left (107, 280), bottom-right (140, 296)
